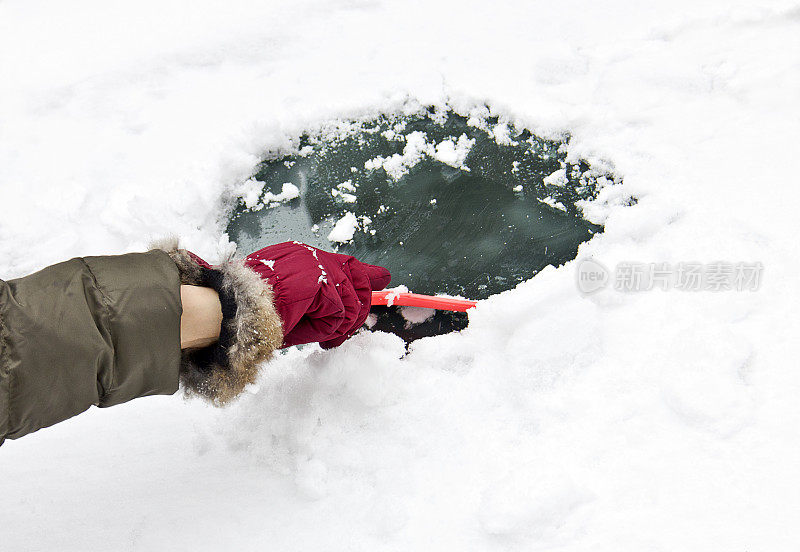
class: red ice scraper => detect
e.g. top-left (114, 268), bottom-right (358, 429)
top-left (371, 290), bottom-right (477, 312)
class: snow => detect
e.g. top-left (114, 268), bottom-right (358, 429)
top-left (326, 212), bottom-right (359, 243)
top-left (338, 180), bottom-right (357, 193)
top-left (331, 188), bottom-right (357, 203)
top-left (365, 131), bottom-right (434, 180)
top-left (383, 285), bottom-right (410, 306)
top-left (251, 181), bottom-right (301, 210)
top-left (331, 180), bottom-right (358, 203)
top-left (576, 180), bottom-right (632, 224)
top-left (269, 182), bottom-right (301, 203)
top-left (539, 196), bottom-right (568, 212)
top-left (399, 305), bottom-right (436, 325)
top-left (366, 130), bottom-right (475, 178)
top-left (233, 178), bottom-right (265, 209)
top-left (490, 122), bottom-right (516, 146)
top-left (433, 133), bottom-right (475, 169)
top-left (543, 168), bottom-right (568, 187)
top-left (1, 0), bottom-right (800, 550)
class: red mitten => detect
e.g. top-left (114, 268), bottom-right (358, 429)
top-left (243, 242), bottom-right (391, 349)
top-left (162, 240), bottom-right (389, 405)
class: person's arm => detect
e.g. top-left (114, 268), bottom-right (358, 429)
top-left (0, 250), bottom-right (182, 445)
top-left (1, 239), bottom-right (390, 444)
top-left (179, 285), bottom-right (222, 349)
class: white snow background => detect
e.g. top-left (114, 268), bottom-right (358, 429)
top-left (1, 0), bottom-right (799, 550)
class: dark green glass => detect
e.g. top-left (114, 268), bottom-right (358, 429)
top-left (226, 111), bottom-right (610, 301)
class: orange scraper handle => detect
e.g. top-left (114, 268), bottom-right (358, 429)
top-left (371, 290), bottom-right (477, 312)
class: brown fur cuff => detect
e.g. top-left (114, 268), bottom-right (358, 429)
top-left (149, 237), bottom-right (284, 405)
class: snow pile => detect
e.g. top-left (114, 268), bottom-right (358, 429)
top-left (326, 212), bottom-right (359, 243)
top-left (490, 122), bottom-right (516, 146)
top-left (365, 130), bottom-right (477, 179)
top-left (543, 168), bottom-right (568, 187)
top-left (263, 182), bottom-right (300, 206)
top-left (1, 0), bottom-right (799, 551)
top-left (233, 178), bottom-right (266, 209)
top-left (399, 305), bottom-right (436, 325)
top-left (433, 133), bottom-right (474, 169)
top-left (331, 180), bottom-right (358, 203)
top-left (365, 131), bottom-right (434, 180)
top-left (234, 179), bottom-right (300, 211)
top-left (538, 196), bottom-right (567, 212)
top-left (575, 179), bottom-right (631, 224)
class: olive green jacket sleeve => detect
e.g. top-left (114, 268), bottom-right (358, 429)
top-left (0, 249), bottom-right (182, 444)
